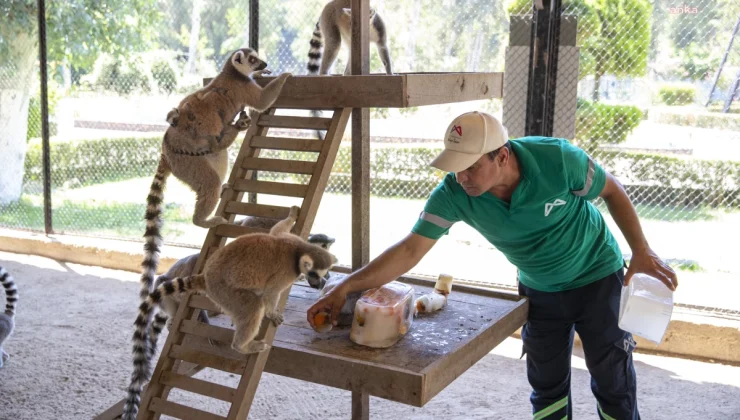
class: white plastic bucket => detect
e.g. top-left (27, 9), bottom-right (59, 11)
top-left (618, 273), bottom-right (674, 345)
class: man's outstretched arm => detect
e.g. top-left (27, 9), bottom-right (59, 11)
top-left (599, 171), bottom-right (677, 291)
top-left (307, 232), bottom-right (437, 327)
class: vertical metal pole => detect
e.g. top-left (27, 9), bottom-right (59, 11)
top-left (525, 0), bottom-right (562, 137)
top-left (248, 0), bottom-right (259, 204)
top-left (705, 13), bottom-right (740, 107)
top-left (350, 0), bottom-right (370, 270)
top-left (37, 0), bottom-right (53, 234)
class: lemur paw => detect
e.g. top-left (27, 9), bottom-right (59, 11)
top-left (197, 216), bottom-right (229, 229)
top-left (220, 183), bottom-right (232, 196)
top-left (265, 312), bottom-right (284, 327)
top-left (166, 108), bottom-right (180, 127)
top-left (235, 111), bottom-right (251, 130)
top-left (234, 341), bottom-right (270, 354)
top-left (288, 205), bottom-right (300, 219)
top-left (253, 69), bottom-right (272, 78)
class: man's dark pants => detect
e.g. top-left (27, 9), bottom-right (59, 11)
top-left (518, 269), bottom-right (639, 420)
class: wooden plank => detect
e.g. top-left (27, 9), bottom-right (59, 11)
top-left (227, 108), bottom-right (352, 420)
top-left (265, 342), bottom-right (424, 407)
top-left (137, 289), bottom-right (203, 420)
top-left (294, 109), bottom-right (352, 238)
top-left (159, 371), bottom-right (236, 403)
top-left (169, 344), bottom-right (246, 375)
top-left (257, 114), bottom-right (332, 130)
top-left (224, 202), bottom-right (293, 219)
top-left (188, 294), bottom-right (222, 314)
top-left (405, 72), bottom-right (505, 107)
top-left (231, 179), bottom-right (309, 198)
top-left (248, 72), bottom-right (504, 108)
top-left (212, 223), bottom-right (266, 239)
top-left (352, 390), bottom-right (370, 420)
top-left (149, 397), bottom-right (226, 420)
top-left (92, 364), bottom-right (205, 420)
top-left (351, 0), bottom-right (370, 271)
top-left (254, 75), bottom-right (405, 108)
top-left (180, 319), bottom-right (234, 344)
top-left (241, 157), bottom-right (316, 174)
top-left (419, 297), bottom-right (528, 405)
top-left (250, 135), bottom-right (324, 152)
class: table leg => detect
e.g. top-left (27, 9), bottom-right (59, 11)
top-left (351, 389), bottom-right (369, 420)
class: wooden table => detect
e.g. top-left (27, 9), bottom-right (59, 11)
top-left (183, 273), bottom-right (528, 418)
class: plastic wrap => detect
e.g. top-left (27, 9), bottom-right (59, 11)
top-left (350, 281), bottom-right (415, 348)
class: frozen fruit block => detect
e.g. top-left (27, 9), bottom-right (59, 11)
top-left (350, 281), bottom-right (415, 348)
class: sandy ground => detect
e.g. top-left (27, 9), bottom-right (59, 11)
top-left (0, 251), bottom-right (739, 420)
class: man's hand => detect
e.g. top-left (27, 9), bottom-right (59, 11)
top-left (307, 282), bottom-right (348, 328)
top-left (625, 248), bottom-right (678, 291)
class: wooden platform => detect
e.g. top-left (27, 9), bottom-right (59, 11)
top-left (204, 72), bottom-right (504, 109)
top-left (181, 273), bottom-right (528, 410)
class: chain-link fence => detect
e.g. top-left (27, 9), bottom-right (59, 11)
top-left (0, 0), bottom-right (738, 310)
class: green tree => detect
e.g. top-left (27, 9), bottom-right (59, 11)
top-left (0, 0), bottom-right (161, 203)
top-left (508, 0), bottom-right (652, 102)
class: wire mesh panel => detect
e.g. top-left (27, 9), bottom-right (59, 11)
top-left (1, 0), bottom-right (737, 312)
top-left (0, 5), bottom-right (44, 232)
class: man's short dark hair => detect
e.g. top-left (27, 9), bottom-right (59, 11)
top-left (486, 141), bottom-right (511, 160)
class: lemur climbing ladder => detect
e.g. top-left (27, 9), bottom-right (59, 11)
top-left (114, 106), bottom-right (350, 420)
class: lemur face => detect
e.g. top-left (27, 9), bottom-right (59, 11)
top-left (231, 48), bottom-right (268, 77)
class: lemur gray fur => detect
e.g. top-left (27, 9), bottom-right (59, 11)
top-left (123, 207), bottom-right (337, 420)
top-left (146, 214), bottom-right (336, 357)
top-left (0, 266), bottom-right (17, 368)
top-left (139, 47), bottom-right (292, 314)
top-left (306, 0), bottom-right (393, 139)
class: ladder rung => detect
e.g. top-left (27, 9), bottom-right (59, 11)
top-left (180, 319), bottom-right (234, 344)
top-left (250, 136), bottom-right (324, 152)
top-left (224, 202), bottom-right (293, 219)
top-left (189, 294), bottom-right (222, 314)
top-left (149, 397), bottom-right (226, 420)
top-left (159, 371), bottom-right (236, 403)
top-left (257, 114), bottom-right (332, 130)
top-left (241, 157), bottom-right (316, 174)
top-left (169, 344), bottom-right (246, 375)
top-left (232, 179), bottom-right (309, 197)
top-left (212, 223), bottom-right (267, 239)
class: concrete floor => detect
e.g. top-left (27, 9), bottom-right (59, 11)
top-left (0, 251), bottom-right (738, 419)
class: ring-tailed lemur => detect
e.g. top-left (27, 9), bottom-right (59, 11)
top-left (306, 0), bottom-right (393, 139)
top-left (0, 266), bottom-right (18, 368)
top-left (123, 208), bottom-right (337, 420)
top-left (139, 47), bottom-right (292, 322)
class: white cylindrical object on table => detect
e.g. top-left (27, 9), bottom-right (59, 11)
top-left (415, 292), bottom-right (447, 315)
top-left (434, 273), bottom-right (454, 295)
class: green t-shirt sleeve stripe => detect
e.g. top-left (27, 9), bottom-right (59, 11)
top-left (563, 142), bottom-right (606, 201)
top-left (411, 176), bottom-right (460, 239)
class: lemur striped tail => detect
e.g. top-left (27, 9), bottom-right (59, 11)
top-left (123, 274), bottom-right (206, 420)
top-left (0, 267), bottom-right (17, 317)
top-left (307, 21), bottom-right (323, 75)
top-left (140, 157), bottom-right (171, 302)
top-left (307, 21), bottom-right (327, 140)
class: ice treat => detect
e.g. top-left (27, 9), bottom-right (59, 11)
top-left (414, 291), bottom-right (447, 315)
top-left (349, 281), bottom-right (415, 348)
top-left (434, 273), bottom-right (454, 295)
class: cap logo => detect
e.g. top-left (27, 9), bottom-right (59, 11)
top-left (447, 124), bottom-right (463, 144)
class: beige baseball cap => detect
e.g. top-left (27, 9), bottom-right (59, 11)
top-left (430, 111), bottom-right (509, 173)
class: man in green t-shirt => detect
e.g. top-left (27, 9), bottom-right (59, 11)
top-left (308, 111), bottom-right (677, 419)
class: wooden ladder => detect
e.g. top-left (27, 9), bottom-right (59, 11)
top-left (130, 106), bottom-right (350, 420)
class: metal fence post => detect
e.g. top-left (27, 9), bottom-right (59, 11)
top-left (525, 0), bottom-right (562, 137)
top-left (37, 0), bottom-right (53, 234)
